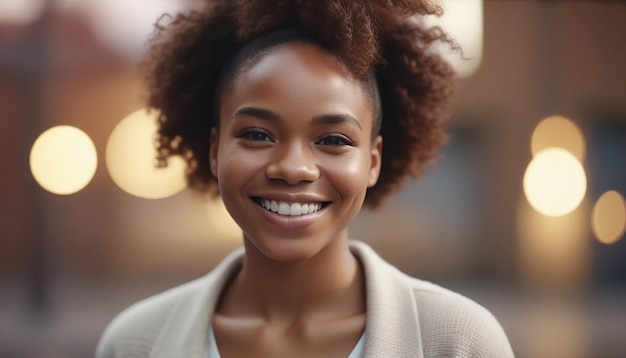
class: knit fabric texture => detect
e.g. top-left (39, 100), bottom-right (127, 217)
top-left (96, 241), bottom-right (514, 357)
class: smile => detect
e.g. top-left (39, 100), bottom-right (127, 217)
top-left (253, 197), bottom-right (328, 216)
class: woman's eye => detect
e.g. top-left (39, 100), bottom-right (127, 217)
top-left (317, 134), bottom-right (354, 146)
top-left (238, 129), bottom-right (273, 142)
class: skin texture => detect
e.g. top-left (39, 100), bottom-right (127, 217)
top-left (145, 1), bottom-right (455, 208)
top-left (209, 43), bottom-right (382, 356)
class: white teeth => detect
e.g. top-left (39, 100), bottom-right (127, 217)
top-left (278, 202), bottom-right (289, 215)
top-left (289, 203), bottom-right (301, 216)
top-left (260, 199), bottom-right (323, 216)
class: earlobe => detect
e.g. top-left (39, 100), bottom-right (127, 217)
top-left (209, 127), bottom-right (219, 177)
top-left (368, 136), bottom-right (383, 188)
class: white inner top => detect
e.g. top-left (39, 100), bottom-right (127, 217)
top-left (207, 324), bottom-right (366, 358)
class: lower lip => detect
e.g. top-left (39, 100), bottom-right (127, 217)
top-left (253, 201), bottom-right (327, 230)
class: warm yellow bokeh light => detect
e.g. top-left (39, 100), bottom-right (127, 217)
top-left (30, 125), bottom-right (98, 195)
top-left (531, 115), bottom-right (586, 161)
top-left (425, 0), bottom-right (483, 78)
top-left (592, 191), bottom-right (626, 244)
top-left (523, 148), bottom-right (587, 217)
top-left (106, 109), bottom-right (186, 199)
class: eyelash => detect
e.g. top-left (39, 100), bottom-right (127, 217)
top-left (236, 128), bottom-right (274, 142)
top-left (316, 133), bottom-right (355, 146)
top-left (236, 129), bottom-right (354, 146)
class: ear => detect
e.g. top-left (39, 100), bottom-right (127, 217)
top-left (367, 135), bottom-right (382, 188)
top-left (209, 127), bottom-right (219, 177)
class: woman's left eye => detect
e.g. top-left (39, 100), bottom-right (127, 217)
top-left (316, 134), bottom-right (355, 146)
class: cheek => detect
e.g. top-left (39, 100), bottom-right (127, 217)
top-left (216, 151), bottom-right (259, 223)
top-left (217, 152), bottom-right (243, 176)
top-left (323, 152), bottom-right (372, 200)
top-left (217, 149), bottom-right (262, 186)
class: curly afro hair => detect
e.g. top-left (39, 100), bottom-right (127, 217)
top-left (143, 0), bottom-right (456, 208)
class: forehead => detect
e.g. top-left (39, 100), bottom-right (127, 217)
top-left (219, 43), bottom-right (374, 132)
top-left (227, 43), bottom-right (368, 106)
top-left (232, 43), bottom-right (356, 91)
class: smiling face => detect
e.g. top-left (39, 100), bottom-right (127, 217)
top-left (210, 43), bottom-right (382, 263)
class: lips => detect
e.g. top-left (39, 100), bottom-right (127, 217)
top-left (253, 197), bottom-right (327, 216)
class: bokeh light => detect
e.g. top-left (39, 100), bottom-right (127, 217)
top-left (424, 0), bottom-right (483, 78)
top-left (523, 148), bottom-right (587, 217)
top-left (531, 115), bottom-right (586, 161)
top-left (30, 125), bottom-right (98, 195)
top-left (82, 0), bottom-right (192, 60)
top-left (106, 109), bottom-right (186, 199)
top-left (592, 191), bottom-right (626, 244)
top-left (0, 0), bottom-right (45, 25)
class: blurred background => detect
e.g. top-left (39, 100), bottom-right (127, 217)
top-left (1, 0), bottom-right (625, 357)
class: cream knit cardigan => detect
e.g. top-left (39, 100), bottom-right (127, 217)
top-left (96, 241), bottom-right (514, 357)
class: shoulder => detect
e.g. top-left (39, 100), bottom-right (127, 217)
top-left (409, 278), bottom-right (515, 357)
top-left (349, 241), bottom-right (514, 357)
top-left (95, 277), bottom-right (207, 358)
top-left (95, 247), bottom-right (245, 358)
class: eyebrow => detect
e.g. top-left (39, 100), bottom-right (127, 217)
top-left (232, 107), bottom-right (279, 121)
top-left (232, 106), bottom-right (362, 131)
top-left (313, 113), bottom-right (362, 131)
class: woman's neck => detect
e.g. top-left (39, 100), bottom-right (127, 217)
top-left (217, 237), bottom-right (365, 327)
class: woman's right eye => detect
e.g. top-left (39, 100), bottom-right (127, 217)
top-left (237, 129), bottom-right (274, 142)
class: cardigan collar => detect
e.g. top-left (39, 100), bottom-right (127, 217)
top-left (150, 241), bottom-right (423, 357)
top-left (353, 242), bottom-right (424, 357)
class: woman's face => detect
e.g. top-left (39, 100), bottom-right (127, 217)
top-left (210, 43), bottom-right (382, 263)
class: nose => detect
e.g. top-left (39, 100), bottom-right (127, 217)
top-left (265, 141), bottom-right (320, 184)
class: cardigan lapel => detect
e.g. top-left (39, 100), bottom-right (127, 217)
top-left (351, 241), bottom-right (424, 358)
top-left (150, 248), bottom-right (245, 357)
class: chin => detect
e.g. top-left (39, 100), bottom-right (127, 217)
top-left (244, 233), bottom-right (344, 264)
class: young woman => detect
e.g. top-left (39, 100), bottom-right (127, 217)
top-left (97, 1), bottom-right (514, 357)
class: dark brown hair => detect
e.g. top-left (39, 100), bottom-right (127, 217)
top-left (143, 0), bottom-right (456, 208)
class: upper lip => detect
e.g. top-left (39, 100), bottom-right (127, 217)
top-left (250, 193), bottom-right (330, 203)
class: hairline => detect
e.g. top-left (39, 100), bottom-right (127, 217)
top-left (214, 28), bottom-right (382, 140)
